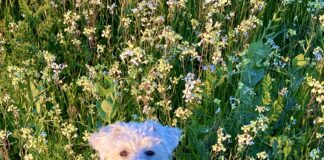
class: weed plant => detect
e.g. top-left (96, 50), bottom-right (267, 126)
top-left (0, 0), bottom-right (323, 159)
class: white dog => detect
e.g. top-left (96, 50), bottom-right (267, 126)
top-left (89, 120), bottom-right (181, 160)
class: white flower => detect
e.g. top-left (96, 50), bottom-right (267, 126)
top-left (0, 130), bottom-right (6, 140)
top-left (101, 25), bottom-right (112, 39)
top-left (256, 151), bottom-right (269, 159)
top-left (309, 148), bottom-right (320, 159)
top-left (24, 154), bottom-right (33, 160)
top-left (174, 107), bottom-right (192, 121)
top-left (255, 106), bottom-right (269, 113)
top-left (182, 73), bottom-right (202, 104)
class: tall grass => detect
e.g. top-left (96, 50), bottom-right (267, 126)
top-left (0, 0), bottom-right (323, 159)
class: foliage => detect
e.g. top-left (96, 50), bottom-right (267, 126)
top-left (0, 0), bottom-right (324, 159)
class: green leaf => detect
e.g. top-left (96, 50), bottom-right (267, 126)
top-left (30, 82), bottom-right (39, 98)
top-left (271, 137), bottom-right (279, 157)
top-left (101, 100), bottom-right (113, 114)
top-left (242, 67), bottom-right (265, 86)
top-left (242, 41), bottom-right (271, 86)
top-left (18, 0), bottom-right (33, 17)
top-left (283, 140), bottom-right (293, 159)
top-left (96, 101), bottom-right (109, 122)
top-left (247, 41), bottom-right (271, 64)
top-left (30, 82), bottom-right (41, 113)
top-left (35, 101), bottom-right (41, 113)
top-left (96, 84), bottom-right (113, 97)
top-left (292, 54), bottom-right (308, 68)
top-left (238, 82), bottom-right (253, 105)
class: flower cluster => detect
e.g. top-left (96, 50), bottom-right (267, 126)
top-left (132, 0), bottom-right (158, 16)
top-left (61, 122), bottom-right (78, 139)
top-left (212, 128), bottom-right (231, 155)
top-left (236, 107), bottom-right (269, 151)
top-left (178, 42), bottom-right (198, 60)
top-left (158, 26), bottom-right (183, 47)
top-left (7, 65), bottom-right (28, 85)
top-left (255, 106), bottom-right (269, 113)
top-left (309, 148), bottom-right (321, 159)
top-left (307, 77), bottom-right (324, 103)
top-left (198, 20), bottom-right (222, 46)
top-left (0, 130), bottom-right (8, 140)
top-left (156, 59), bottom-right (173, 78)
top-left (47, 104), bottom-right (62, 124)
top-left (182, 73), bottom-right (203, 104)
top-left (63, 11), bottom-right (81, 34)
top-left (7, 105), bottom-right (19, 117)
top-left (18, 128), bottom-right (48, 156)
top-left (307, 0), bottom-right (324, 13)
top-left (203, 0), bottom-right (231, 14)
top-left (166, 0), bottom-right (186, 9)
top-left (190, 19), bottom-right (199, 30)
top-left (41, 51), bottom-right (67, 83)
top-left (313, 47), bottom-right (323, 61)
top-left (250, 0), bottom-right (266, 13)
top-left (266, 38), bottom-right (280, 50)
top-left (1, 0), bottom-right (324, 159)
top-left (0, 33), bottom-right (5, 53)
top-left (235, 16), bottom-right (262, 37)
top-left (256, 151), bottom-right (269, 160)
top-left (108, 62), bottom-right (122, 79)
top-left (120, 44), bottom-right (147, 66)
top-left (77, 76), bottom-right (97, 97)
top-left (101, 25), bottom-right (112, 39)
top-left (314, 105), bottom-right (324, 129)
top-left (174, 107), bottom-right (193, 121)
top-left (83, 27), bottom-right (96, 37)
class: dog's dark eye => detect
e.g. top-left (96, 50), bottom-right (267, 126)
top-left (120, 150), bottom-right (128, 157)
top-left (145, 150), bottom-right (155, 156)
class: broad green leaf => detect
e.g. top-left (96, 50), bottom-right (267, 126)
top-left (292, 54), bottom-right (308, 68)
top-left (242, 68), bottom-right (265, 86)
top-left (96, 101), bottom-right (109, 122)
top-left (96, 84), bottom-right (112, 97)
top-left (238, 82), bottom-right (253, 105)
top-left (247, 41), bottom-right (271, 64)
top-left (30, 82), bottom-right (39, 97)
top-left (104, 76), bottom-right (114, 87)
top-left (101, 100), bottom-right (113, 114)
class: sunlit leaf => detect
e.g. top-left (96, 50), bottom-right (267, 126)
top-left (292, 54), bottom-right (308, 68)
top-left (101, 100), bottom-right (113, 114)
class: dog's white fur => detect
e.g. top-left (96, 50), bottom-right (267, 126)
top-left (89, 120), bottom-right (181, 160)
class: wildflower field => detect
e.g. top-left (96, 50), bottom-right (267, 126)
top-left (0, 0), bottom-right (324, 159)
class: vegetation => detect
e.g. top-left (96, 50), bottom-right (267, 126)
top-left (0, 0), bottom-right (323, 159)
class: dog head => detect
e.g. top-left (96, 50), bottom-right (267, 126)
top-left (89, 120), bottom-right (181, 160)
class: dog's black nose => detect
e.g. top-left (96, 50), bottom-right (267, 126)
top-left (120, 150), bottom-right (129, 157)
top-left (145, 150), bottom-right (155, 156)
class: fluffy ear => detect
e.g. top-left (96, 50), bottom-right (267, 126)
top-left (153, 122), bottom-right (182, 153)
top-left (88, 124), bottom-right (124, 160)
top-left (88, 126), bottom-right (111, 152)
top-left (88, 124), bottom-right (124, 151)
top-left (163, 126), bottom-right (182, 151)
